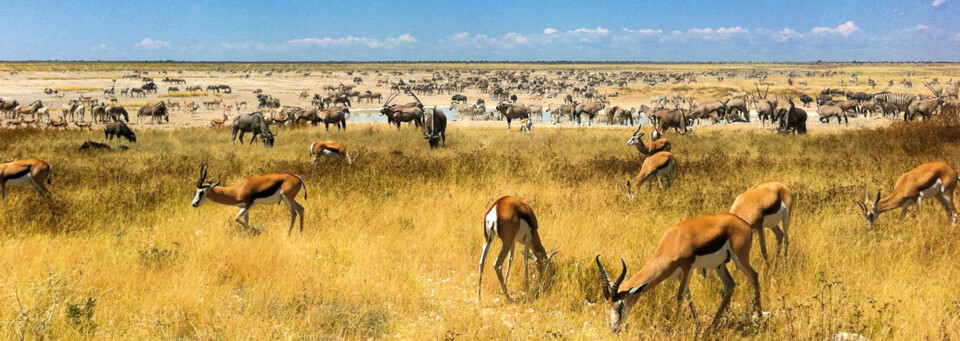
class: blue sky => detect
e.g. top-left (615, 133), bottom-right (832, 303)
top-left (2, 0), bottom-right (958, 61)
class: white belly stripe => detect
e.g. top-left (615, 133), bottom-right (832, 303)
top-left (6, 173), bottom-right (33, 186)
top-left (245, 190), bottom-right (283, 208)
top-left (762, 203), bottom-right (788, 228)
top-left (692, 241), bottom-right (731, 270)
top-left (919, 179), bottom-right (943, 200)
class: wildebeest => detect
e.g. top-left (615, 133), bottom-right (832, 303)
top-left (777, 99), bottom-right (807, 134)
top-left (79, 140), bottom-right (129, 151)
top-left (451, 94), bottom-right (467, 106)
top-left (232, 112), bottom-right (275, 146)
top-left (799, 94), bottom-right (814, 107)
top-left (104, 121), bottom-right (137, 142)
top-left (422, 107), bottom-right (447, 148)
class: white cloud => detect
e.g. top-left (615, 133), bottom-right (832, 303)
top-left (811, 21), bottom-right (859, 36)
top-left (543, 28), bottom-right (557, 34)
top-left (395, 34), bottom-right (417, 42)
top-left (915, 24), bottom-right (930, 30)
top-left (622, 28), bottom-right (662, 35)
top-left (567, 27), bottom-right (610, 35)
top-left (135, 38), bottom-right (171, 50)
top-left (933, 0), bottom-right (947, 7)
top-left (779, 28), bottom-right (801, 39)
top-left (717, 26), bottom-right (749, 34)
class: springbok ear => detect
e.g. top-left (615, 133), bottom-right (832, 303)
top-left (547, 247), bottom-right (559, 260)
top-left (874, 191), bottom-right (881, 206)
top-left (626, 282), bottom-right (648, 295)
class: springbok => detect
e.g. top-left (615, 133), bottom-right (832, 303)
top-left (308, 140), bottom-right (356, 165)
top-left (619, 151), bottom-right (676, 199)
top-left (191, 164), bottom-right (307, 235)
top-left (1, 159), bottom-right (52, 200)
top-left (518, 118), bottom-right (532, 134)
top-left (210, 113), bottom-right (228, 127)
top-left (626, 127), bottom-right (671, 156)
top-left (595, 213), bottom-right (761, 333)
top-left (730, 181), bottom-right (793, 264)
top-left (478, 196), bottom-right (559, 302)
top-left (856, 162), bottom-right (959, 227)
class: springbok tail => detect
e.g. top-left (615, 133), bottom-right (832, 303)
top-left (294, 174), bottom-right (308, 200)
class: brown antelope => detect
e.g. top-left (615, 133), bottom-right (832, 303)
top-left (74, 121), bottom-right (93, 130)
top-left (1, 159), bottom-right (52, 200)
top-left (730, 181), bottom-right (793, 264)
top-left (46, 117), bottom-right (69, 130)
top-left (309, 140), bottom-right (356, 165)
top-left (478, 196), bottom-right (559, 302)
top-left (596, 213), bottom-right (761, 333)
top-left (210, 113), bottom-right (228, 127)
top-left (626, 127), bottom-right (671, 156)
top-left (191, 164), bottom-right (307, 235)
top-left (619, 151), bottom-right (676, 199)
top-left (857, 162), bottom-right (959, 227)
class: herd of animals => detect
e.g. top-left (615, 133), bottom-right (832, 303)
top-left (2, 67), bottom-right (960, 334)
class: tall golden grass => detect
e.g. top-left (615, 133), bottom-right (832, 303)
top-left (1, 119), bottom-right (960, 339)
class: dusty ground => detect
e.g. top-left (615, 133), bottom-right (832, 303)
top-left (3, 62), bottom-right (953, 133)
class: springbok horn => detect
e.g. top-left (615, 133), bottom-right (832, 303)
top-left (612, 259), bottom-right (627, 297)
top-left (196, 164), bottom-right (207, 187)
top-left (595, 256), bottom-right (612, 300)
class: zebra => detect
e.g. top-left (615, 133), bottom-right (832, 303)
top-left (873, 92), bottom-right (917, 118)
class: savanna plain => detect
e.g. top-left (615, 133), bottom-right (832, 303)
top-left (1, 63), bottom-right (960, 340)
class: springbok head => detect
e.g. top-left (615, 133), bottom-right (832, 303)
top-left (191, 164), bottom-right (220, 208)
top-left (596, 256), bottom-right (645, 333)
top-left (856, 189), bottom-right (881, 228)
top-left (626, 126), bottom-right (644, 146)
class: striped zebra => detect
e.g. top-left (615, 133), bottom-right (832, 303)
top-left (873, 92), bottom-right (917, 117)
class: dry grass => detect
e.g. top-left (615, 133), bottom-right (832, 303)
top-left (2, 108), bottom-right (960, 339)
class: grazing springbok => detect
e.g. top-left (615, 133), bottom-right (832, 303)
top-left (626, 127), bottom-right (671, 157)
top-left (191, 164), bottom-right (307, 235)
top-left (1, 159), bottom-right (52, 200)
top-left (309, 140), bottom-right (356, 165)
top-left (730, 181), bottom-right (793, 264)
top-left (518, 118), bottom-right (533, 134)
top-left (856, 162), bottom-right (959, 227)
top-left (596, 213), bottom-right (761, 333)
top-left (619, 151), bottom-right (676, 199)
top-left (478, 196), bottom-right (559, 302)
